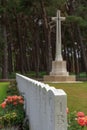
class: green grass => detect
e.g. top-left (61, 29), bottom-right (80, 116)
top-left (48, 82), bottom-right (87, 114)
top-left (0, 81), bottom-right (87, 129)
top-left (0, 79), bottom-right (85, 115)
top-left (0, 82), bottom-right (9, 103)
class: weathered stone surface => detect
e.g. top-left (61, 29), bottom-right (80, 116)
top-left (16, 73), bottom-right (67, 130)
top-left (52, 10), bottom-right (65, 61)
top-left (44, 75), bottom-right (76, 82)
top-left (43, 10), bottom-right (76, 82)
top-left (50, 61), bottom-right (69, 76)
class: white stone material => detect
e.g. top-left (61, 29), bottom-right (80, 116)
top-left (52, 10), bottom-right (65, 61)
top-left (44, 10), bottom-right (76, 82)
top-left (16, 73), bottom-right (67, 130)
top-left (50, 61), bottom-right (69, 76)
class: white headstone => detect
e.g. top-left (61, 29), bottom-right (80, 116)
top-left (48, 88), bottom-right (67, 130)
top-left (16, 74), bottom-right (67, 130)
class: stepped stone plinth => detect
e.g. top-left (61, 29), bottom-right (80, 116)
top-left (44, 61), bottom-right (75, 82)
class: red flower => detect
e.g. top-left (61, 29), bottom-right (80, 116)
top-left (7, 96), bottom-right (13, 102)
top-left (0, 95), bottom-right (24, 108)
top-left (12, 95), bottom-right (18, 101)
top-left (77, 112), bottom-right (85, 117)
top-left (0, 102), bottom-right (6, 108)
top-left (85, 116), bottom-right (87, 125)
top-left (77, 117), bottom-right (85, 126)
top-left (19, 100), bottom-right (24, 104)
top-left (13, 102), bottom-right (17, 105)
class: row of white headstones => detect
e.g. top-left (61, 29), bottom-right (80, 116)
top-left (16, 73), bottom-right (67, 130)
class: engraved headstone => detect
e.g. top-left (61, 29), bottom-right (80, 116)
top-left (16, 74), bottom-right (67, 130)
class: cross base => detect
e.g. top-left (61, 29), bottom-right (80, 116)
top-left (44, 60), bottom-right (76, 82)
top-left (50, 60), bottom-right (69, 76)
top-left (44, 75), bottom-right (76, 82)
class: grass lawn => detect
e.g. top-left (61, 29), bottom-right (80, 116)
top-left (0, 82), bottom-right (9, 103)
top-left (0, 80), bottom-right (87, 129)
top-left (48, 82), bottom-right (87, 114)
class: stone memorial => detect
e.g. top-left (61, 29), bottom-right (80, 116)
top-left (44, 10), bottom-right (75, 82)
top-left (16, 73), bottom-right (67, 130)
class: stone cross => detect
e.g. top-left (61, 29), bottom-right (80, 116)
top-left (52, 10), bottom-right (65, 61)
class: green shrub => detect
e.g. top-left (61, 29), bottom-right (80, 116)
top-left (67, 110), bottom-right (87, 130)
top-left (0, 95), bottom-right (25, 128)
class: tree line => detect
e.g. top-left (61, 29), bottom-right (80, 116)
top-left (0, 0), bottom-right (87, 79)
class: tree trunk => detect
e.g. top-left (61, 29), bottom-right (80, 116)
top-left (1, 0), bottom-right (8, 79)
top-left (15, 14), bottom-right (24, 74)
top-left (2, 24), bottom-right (8, 79)
top-left (40, 0), bottom-right (52, 74)
top-left (33, 23), bottom-right (40, 77)
top-left (77, 26), bottom-right (87, 73)
top-left (8, 43), bottom-right (13, 73)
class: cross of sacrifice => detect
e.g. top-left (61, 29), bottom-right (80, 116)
top-left (52, 10), bottom-right (65, 61)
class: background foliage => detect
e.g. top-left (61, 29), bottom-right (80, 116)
top-left (0, 0), bottom-right (87, 78)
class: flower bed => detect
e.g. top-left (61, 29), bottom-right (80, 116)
top-left (67, 108), bottom-right (87, 130)
top-left (0, 81), bottom-right (25, 130)
top-left (0, 95), bottom-right (25, 129)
